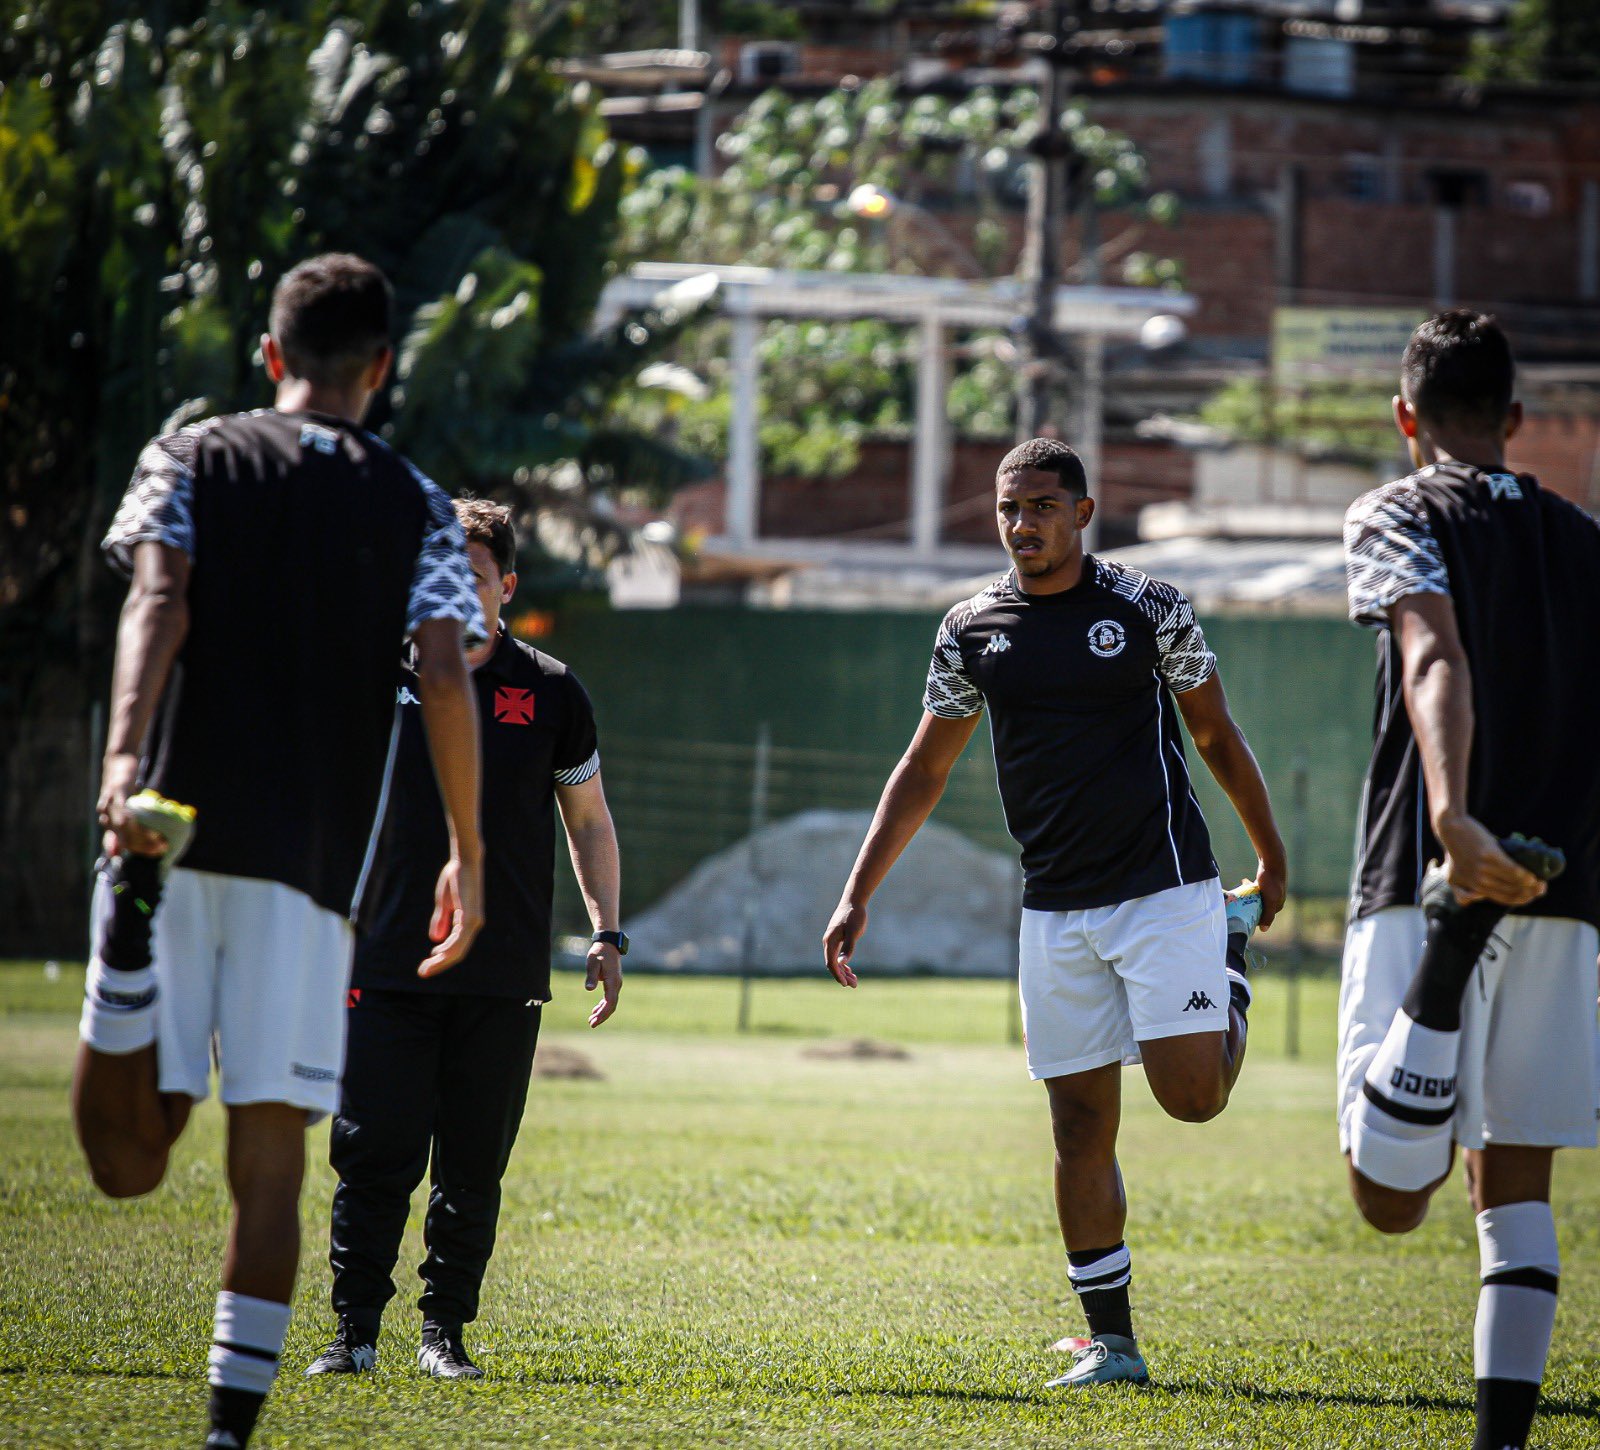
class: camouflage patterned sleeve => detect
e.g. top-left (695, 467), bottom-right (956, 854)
top-left (102, 429), bottom-right (205, 575)
top-left (1141, 579), bottom-right (1217, 694)
top-left (1344, 480), bottom-right (1450, 629)
top-left (923, 605), bottom-right (985, 719)
top-left (404, 470), bottom-right (488, 648)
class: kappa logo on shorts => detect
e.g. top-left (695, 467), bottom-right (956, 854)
top-left (397, 686), bottom-right (421, 706)
top-left (291, 1062), bottom-right (338, 1082)
top-left (1088, 620), bottom-right (1126, 658)
top-left (494, 685), bottom-right (535, 724)
top-left (1182, 990), bottom-right (1216, 1012)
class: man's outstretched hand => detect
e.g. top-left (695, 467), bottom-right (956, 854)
top-left (822, 900), bottom-right (866, 988)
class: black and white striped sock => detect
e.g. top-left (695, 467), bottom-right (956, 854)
top-left (1067, 1242), bottom-right (1134, 1343)
top-left (206, 1292), bottom-right (290, 1448)
top-left (1474, 1202), bottom-right (1558, 1450)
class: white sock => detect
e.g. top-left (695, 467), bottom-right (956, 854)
top-left (1475, 1201), bottom-right (1559, 1385)
top-left (78, 960), bottom-right (158, 1055)
top-left (1349, 1009), bottom-right (1459, 1191)
top-left (1363, 1010), bottom-right (1460, 1117)
top-left (208, 1292), bottom-right (291, 1397)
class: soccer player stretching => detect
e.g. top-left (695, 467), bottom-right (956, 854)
top-left (824, 438), bottom-right (1287, 1388)
top-left (73, 255), bottom-right (486, 1448)
top-left (1340, 311), bottom-right (1600, 1450)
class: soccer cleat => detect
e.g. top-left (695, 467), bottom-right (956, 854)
top-left (417, 1325), bottom-right (483, 1380)
top-left (1420, 834), bottom-right (1565, 921)
top-left (125, 789), bottom-right (198, 875)
top-left (304, 1320), bottom-right (378, 1376)
top-left (1045, 1333), bottom-right (1149, 1389)
top-left (1224, 879), bottom-right (1263, 941)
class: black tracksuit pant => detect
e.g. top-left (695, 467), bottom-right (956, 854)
top-left (329, 988), bottom-right (541, 1334)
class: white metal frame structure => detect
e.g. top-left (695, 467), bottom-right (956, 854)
top-left (598, 262), bottom-right (1196, 561)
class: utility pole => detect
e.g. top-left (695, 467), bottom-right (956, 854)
top-left (1018, 0), bottom-right (1079, 441)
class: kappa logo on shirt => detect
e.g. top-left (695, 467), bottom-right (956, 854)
top-left (982, 634), bottom-right (1012, 656)
top-left (1486, 472), bottom-right (1523, 501)
top-left (397, 686), bottom-right (421, 706)
top-left (1088, 620), bottom-right (1127, 658)
top-left (494, 685), bottom-right (536, 725)
top-left (299, 423), bottom-right (340, 456)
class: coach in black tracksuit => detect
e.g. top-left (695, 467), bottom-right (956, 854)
top-left (309, 499), bottom-right (625, 1382)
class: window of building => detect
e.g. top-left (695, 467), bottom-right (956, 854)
top-left (1284, 35), bottom-right (1354, 98)
top-left (1165, 11), bottom-right (1260, 86)
top-left (1427, 169), bottom-right (1490, 209)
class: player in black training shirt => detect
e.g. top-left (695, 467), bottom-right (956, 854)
top-left (1338, 312), bottom-right (1600, 1450)
top-left (824, 438), bottom-right (1287, 1389)
top-left (73, 255), bottom-right (486, 1449)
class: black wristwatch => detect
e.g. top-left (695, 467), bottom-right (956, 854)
top-left (592, 930), bottom-right (629, 956)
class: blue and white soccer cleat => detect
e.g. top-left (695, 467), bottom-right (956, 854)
top-left (1045, 1334), bottom-right (1149, 1389)
top-left (1224, 879), bottom-right (1263, 941)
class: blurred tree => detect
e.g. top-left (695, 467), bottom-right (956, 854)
top-left (0, 0), bottom-right (711, 947)
top-left (1195, 377), bottom-right (1401, 466)
top-left (1465, 0), bottom-right (1600, 85)
top-left (615, 81), bottom-right (1180, 478)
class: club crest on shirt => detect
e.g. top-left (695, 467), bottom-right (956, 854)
top-left (494, 685), bottom-right (536, 725)
top-left (981, 634), bottom-right (1012, 656)
top-left (1088, 620), bottom-right (1126, 658)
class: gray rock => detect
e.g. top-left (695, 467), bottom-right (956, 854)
top-left (628, 809), bottom-right (1021, 976)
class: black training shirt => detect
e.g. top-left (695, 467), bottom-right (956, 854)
top-left (353, 625), bottom-right (600, 1000)
top-left (101, 410), bottom-right (484, 918)
top-left (1344, 462), bottom-right (1600, 929)
top-left (926, 558), bottom-right (1219, 911)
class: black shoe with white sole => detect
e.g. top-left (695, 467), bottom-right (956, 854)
top-left (418, 1324), bottom-right (483, 1380)
top-left (304, 1318), bottom-right (378, 1376)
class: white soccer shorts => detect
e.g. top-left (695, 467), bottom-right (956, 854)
top-left (1338, 907), bottom-right (1600, 1154)
top-left (1018, 877), bottom-right (1230, 1081)
top-left (149, 867), bottom-right (355, 1121)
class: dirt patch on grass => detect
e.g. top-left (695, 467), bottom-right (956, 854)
top-left (800, 1038), bottom-right (911, 1062)
top-left (534, 1044), bottom-right (606, 1080)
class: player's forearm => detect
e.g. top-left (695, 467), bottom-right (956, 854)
top-left (842, 757), bottom-right (948, 907)
top-left (1403, 649), bottom-right (1475, 834)
top-left (565, 816), bottom-right (621, 932)
top-left (416, 657), bottom-right (484, 863)
top-left (104, 581), bottom-right (189, 764)
top-left (1198, 728), bottom-right (1286, 870)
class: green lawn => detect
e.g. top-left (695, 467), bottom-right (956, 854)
top-left (2, 962), bottom-right (1598, 1448)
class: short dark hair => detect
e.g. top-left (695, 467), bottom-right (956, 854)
top-left (268, 253), bottom-right (393, 388)
top-left (1401, 310), bottom-right (1515, 432)
top-left (997, 437), bottom-right (1088, 499)
top-left (454, 497), bottom-right (517, 577)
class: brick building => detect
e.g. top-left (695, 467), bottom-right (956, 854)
top-left (585, 2), bottom-right (1600, 574)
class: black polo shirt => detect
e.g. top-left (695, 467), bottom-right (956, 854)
top-left (925, 558), bottom-right (1219, 911)
top-left (353, 626), bottom-right (600, 1000)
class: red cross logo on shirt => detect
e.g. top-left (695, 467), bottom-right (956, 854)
top-left (494, 686), bottom-right (535, 725)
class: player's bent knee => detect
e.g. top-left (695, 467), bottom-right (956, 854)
top-left (84, 1143), bottom-right (170, 1199)
top-left (1156, 1087), bottom-right (1227, 1124)
top-left (1348, 1159), bottom-right (1430, 1234)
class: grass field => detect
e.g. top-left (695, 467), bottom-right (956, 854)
top-left (3, 960), bottom-right (1599, 1448)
